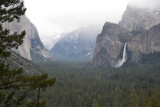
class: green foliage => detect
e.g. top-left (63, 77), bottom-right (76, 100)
top-left (93, 99), bottom-right (100, 107)
top-left (0, 59), bottom-right (56, 106)
top-left (128, 91), bottom-right (139, 107)
top-left (38, 61), bottom-right (160, 107)
top-left (141, 52), bottom-right (160, 65)
top-left (26, 99), bottom-right (46, 107)
top-left (0, 0), bottom-right (26, 23)
top-left (0, 0), bottom-right (26, 58)
top-left (0, 0), bottom-right (56, 106)
top-left (147, 93), bottom-right (160, 107)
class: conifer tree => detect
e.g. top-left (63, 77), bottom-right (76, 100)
top-left (0, 0), bottom-right (56, 106)
top-left (93, 99), bottom-right (100, 107)
top-left (128, 91), bottom-right (139, 107)
top-left (147, 93), bottom-right (160, 107)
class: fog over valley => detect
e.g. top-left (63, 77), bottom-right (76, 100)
top-left (2, 0), bottom-right (160, 106)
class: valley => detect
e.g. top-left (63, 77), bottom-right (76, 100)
top-left (1, 0), bottom-right (160, 107)
top-left (37, 57), bottom-right (160, 107)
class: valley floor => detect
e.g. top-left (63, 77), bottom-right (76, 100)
top-left (36, 61), bottom-right (160, 107)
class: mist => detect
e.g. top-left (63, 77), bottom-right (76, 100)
top-left (128, 0), bottom-right (160, 8)
top-left (24, 0), bottom-right (160, 48)
top-left (24, 0), bottom-right (127, 35)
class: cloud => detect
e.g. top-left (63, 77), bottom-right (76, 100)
top-left (24, 0), bottom-right (128, 38)
top-left (128, 0), bottom-right (160, 8)
top-left (25, 0), bottom-right (160, 48)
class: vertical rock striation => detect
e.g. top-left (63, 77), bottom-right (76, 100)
top-left (119, 5), bottom-right (160, 31)
top-left (3, 15), bottom-right (53, 61)
top-left (93, 22), bottom-right (126, 66)
top-left (93, 5), bottom-right (160, 66)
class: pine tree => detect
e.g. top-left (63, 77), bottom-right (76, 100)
top-left (93, 99), bottom-right (100, 107)
top-left (147, 93), bottom-right (160, 107)
top-left (0, 0), bottom-right (56, 107)
top-left (128, 91), bottom-right (139, 107)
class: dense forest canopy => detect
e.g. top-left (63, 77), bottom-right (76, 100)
top-left (1, 0), bottom-right (160, 107)
top-left (38, 52), bottom-right (160, 107)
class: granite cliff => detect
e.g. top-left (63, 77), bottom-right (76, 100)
top-left (93, 22), bottom-right (126, 66)
top-left (3, 15), bottom-right (53, 61)
top-left (93, 5), bottom-right (160, 66)
top-left (119, 5), bottom-right (160, 31)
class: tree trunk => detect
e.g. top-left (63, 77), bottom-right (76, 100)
top-left (37, 87), bottom-right (40, 107)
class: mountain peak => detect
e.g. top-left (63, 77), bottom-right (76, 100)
top-left (119, 5), bottom-right (160, 31)
top-left (50, 25), bottom-right (101, 61)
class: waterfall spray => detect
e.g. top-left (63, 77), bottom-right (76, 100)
top-left (115, 43), bottom-right (127, 67)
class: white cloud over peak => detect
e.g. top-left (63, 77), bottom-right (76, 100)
top-left (24, 0), bottom-right (159, 48)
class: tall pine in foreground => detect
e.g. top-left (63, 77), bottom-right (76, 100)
top-left (0, 0), bottom-right (56, 107)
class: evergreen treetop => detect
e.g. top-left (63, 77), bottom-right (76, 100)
top-left (0, 0), bottom-right (56, 106)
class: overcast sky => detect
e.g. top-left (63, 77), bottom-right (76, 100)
top-left (24, 0), bottom-right (160, 48)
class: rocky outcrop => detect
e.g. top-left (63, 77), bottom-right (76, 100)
top-left (50, 25), bottom-right (101, 61)
top-left (93, 22), bottom-right (127, 66)
top-left (128, 24), bottom-right (160, 61)
top-left (93, 5), bottom-right (160, 66)
top-left (119, 5), bottom-right (160, 31)
top-left (3, 15), bottom-right (53, 61)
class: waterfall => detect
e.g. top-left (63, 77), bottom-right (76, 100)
top-left (115, 43), bottom-right (127, 67)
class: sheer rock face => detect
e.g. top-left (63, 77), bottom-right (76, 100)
top-left (93, 22), bottom-right (126, 66)
top-left (3, 15), bottom-right (53, 61)
top-left (93, 6), bottom-right (160, 66)
top-left (119, 5), bottom-right (160, 31)
top-left (128, 24), bottom-right (160, 61)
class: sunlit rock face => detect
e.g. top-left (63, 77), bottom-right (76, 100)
top-left (3, 15), bottom-right (53, 61)
top-left (93, 5), bottom-right (160, 67)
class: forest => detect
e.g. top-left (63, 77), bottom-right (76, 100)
top-left (1, 0), bottom-right (160, 107)
top-left (36, 53), bottom-right (160, 107)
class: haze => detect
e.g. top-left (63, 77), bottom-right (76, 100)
top-left (24, 0), bottom-right (160, 49)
